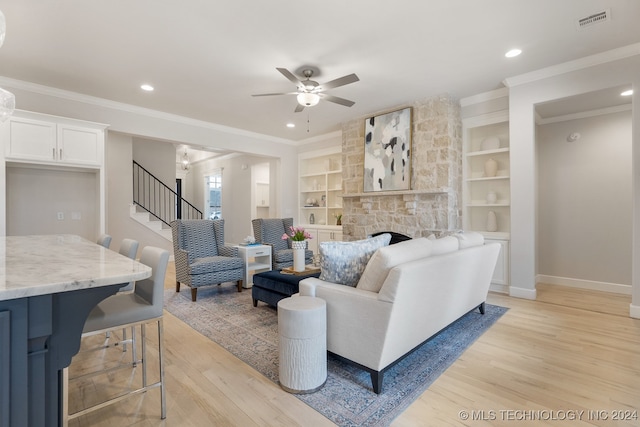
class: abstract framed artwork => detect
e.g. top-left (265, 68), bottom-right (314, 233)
top-left (363, 107), bottom-right (412, 192)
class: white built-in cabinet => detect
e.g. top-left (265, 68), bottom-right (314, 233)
top-left (462, 109), bottom-right (510, 292)
top-left (4, 114), bottom-right (103, 167)
top-left (299, 147), bottom-right (343, 254)
top-left (0, 110), bottom-right (108, 236)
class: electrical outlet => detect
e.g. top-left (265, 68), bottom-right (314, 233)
top-left (57, 212), bottom-right (64, 220)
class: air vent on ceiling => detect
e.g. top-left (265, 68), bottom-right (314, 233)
top-left (576, 9), bottom-right (610, 30)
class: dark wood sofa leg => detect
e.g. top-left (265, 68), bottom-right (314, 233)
top-left (371, 371), bottom-right (383, 394)
top-left (252, 299), bottom-right (258, 307)
top-left (237, 280), bottom-right (243, 292)
top-left (176, 281), bottom-right (180, 292)
top-left (479, 302), bottom-right (486, 315)
top-left (191, 287), bottom-right (197, 302)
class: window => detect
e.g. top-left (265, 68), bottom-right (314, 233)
top-left (206, 171), bottom-right (222, 220)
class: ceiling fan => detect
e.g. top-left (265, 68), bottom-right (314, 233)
top-left (252, 67), bottom-right (359, 112)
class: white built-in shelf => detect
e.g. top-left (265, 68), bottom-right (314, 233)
top-left (466, 202), bottom-right (510, 207)
top-left (466, 147), bottom-right (510, 157)
top-left (466, 176), bottom-right (510, 182)
top-left (341, 188), bottom-right (450, 198)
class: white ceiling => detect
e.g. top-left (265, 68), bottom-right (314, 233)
top-left (0, 1), bottom-right (638, 143)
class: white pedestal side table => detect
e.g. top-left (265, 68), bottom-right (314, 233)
top-left (277, 296), bottom-right (327, 393)
top-left (237, 244), bottom-right (272, 288)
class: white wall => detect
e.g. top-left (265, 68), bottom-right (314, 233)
top-left (537, 111), bottom-right (632, 290)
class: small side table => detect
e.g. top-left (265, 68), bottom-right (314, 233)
top-left (237, 244), bottom-right (272, 288)
top-left (277, 296), bottom-right (327, 394)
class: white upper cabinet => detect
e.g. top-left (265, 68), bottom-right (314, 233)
top-left (4, 111), bottom-right (105, 167)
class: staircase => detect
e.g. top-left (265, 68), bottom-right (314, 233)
top-left (129, 204), bottom-right (174, 241)
top-left (131, 161), bottom-right (202, 241)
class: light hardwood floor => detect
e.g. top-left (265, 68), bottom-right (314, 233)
top-left (67, 265), bottom-right (640, 426)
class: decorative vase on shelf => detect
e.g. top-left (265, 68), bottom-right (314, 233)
top-left (486, 191), bottom-right (497, 204)
top-left (486, 210), bottom-right (498, 232)
top-left (291, 240), bottom-right (306, 272)
top-left (309, 213), bottom-right (315, 224)
top-left (484, 158), bottom-right (498, 177)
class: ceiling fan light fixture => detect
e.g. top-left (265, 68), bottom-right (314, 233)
top-left (297, 92), bottom-right (320, 107)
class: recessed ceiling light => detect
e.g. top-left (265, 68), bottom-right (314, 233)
top-left (140, 84), bottom-right (154, 91)
top-left (505, 49), bottom-right (522, 58)
top-left (621, 89), bottom-right (633, 96)
top-left (286, 123), bottom-right (295, 128)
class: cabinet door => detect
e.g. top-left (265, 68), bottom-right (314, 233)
top-left (306, 229), bottom-right (319, 254)
top-left (318, 230), bottom-right (342, 243)
top-left (486, 239), bottom-right (509, 286)
top-left (57, 125), bottom-right (102, 166)
top-left (5, 118), bottom-right (56, 162)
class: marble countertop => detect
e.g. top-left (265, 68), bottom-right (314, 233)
top-left (0, 234), bottom-right (152, 301)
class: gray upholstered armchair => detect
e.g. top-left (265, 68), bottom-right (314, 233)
top-left (171, 219), bottom-right (244, 301)
top-left (251, 218), bottom-right (313, 270)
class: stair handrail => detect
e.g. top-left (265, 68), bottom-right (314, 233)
top-left (133, 160), bottom-right (203, 226)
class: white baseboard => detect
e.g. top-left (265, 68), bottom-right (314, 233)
top-left (489, 283), bottom-right (509, 294)
top-left (536, 274), bottom-right (632, 295)
top-left (630, 304), bottom-right (640, 319)
top-left (509, 286), bottom-right (537, 300)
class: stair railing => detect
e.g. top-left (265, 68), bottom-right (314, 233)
top-left (133, 161), bottom-right (202, 226)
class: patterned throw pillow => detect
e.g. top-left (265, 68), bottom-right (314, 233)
top-left (319, 233), bottom-right (392, 287)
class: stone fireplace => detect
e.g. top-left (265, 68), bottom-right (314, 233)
top-left (341, 94), bottom-right (462, 240)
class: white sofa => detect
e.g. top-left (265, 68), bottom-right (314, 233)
top-left (299, 233), bottom-right (500, 394)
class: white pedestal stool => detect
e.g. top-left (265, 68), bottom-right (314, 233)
top-left (277, 296), bottom-right (327, 393)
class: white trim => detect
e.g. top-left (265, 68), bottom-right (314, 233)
top-left (503, 42), bottom-right (640, 88)
top-left (509, 285), bottom-right (537, 300)
top-left (298, 130), bottom-right (342, 146)
top-left (489, 283), bottom-right (509, 294)
top-left (536, 274), bottom-right (632, 295)
top-left (536, 104), bottom-right (632, 125)
top-left (0, 76), bottom-right (296, 146)
top-left (630, 304), bottom-right (640, 319)
top-left (462, 110), bottom-right (509, 128)
top-left (460, 87), bottom-right (509, 107)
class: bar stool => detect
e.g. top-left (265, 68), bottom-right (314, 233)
top-left (97, 233), bottom-right (112, 248)
top-left (64, 246), bottom-right (170, 422)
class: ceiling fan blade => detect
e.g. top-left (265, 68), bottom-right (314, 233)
top-left (251, 92), bottom-right (296, 97)
top-left (320, 93), bottom-right (356, 107)
top-left (294, 103), bottom-right (305, 113)
top-left (319, 73), bottom-right (359, 90)
top-left (276, 67), bottom-right (304, 88)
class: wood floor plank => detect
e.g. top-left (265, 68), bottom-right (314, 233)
top-left (66, 263), bottom-right (640, 426)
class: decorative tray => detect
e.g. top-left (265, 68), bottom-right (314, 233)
top-left (281, 266), bottom-right (321, 275)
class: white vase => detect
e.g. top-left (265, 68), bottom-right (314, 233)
top-left (486, 191), bottom-right (497, 204)
top-left (291, 241), bottom-right (306, 272)
top-left (487, 210), bottom-right (498, 232)
top-left (484, 158), bottom-right (498, 177)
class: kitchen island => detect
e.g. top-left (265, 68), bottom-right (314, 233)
top-left (0, 235), bottom-right (152, 427)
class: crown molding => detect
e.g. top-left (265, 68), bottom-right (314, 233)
top-left (0, 76), bottom-right (297, 146)
top-left (536, 103), bottom-right (632, 125)
top-left (460, 87), bottom-right (509, 107)
top-left (503, 42), bottom-right (640, 88)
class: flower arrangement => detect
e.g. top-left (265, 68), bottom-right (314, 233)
top-left (281, 226), bottom-right (312, 242)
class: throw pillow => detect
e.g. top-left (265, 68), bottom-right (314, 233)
top-left (430, 235), bottom-right (459, 255)
top-left (357, 237), bottom-right (432, 293)
top-left (453, 231), bottom-right (485, 249)
top-left (319, 233), bottom-right (392, 287)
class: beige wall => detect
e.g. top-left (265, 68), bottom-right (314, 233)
top-left (6, 166), bottom-right (98, 239)
top-left (537, 110), bottom-right (632, 288)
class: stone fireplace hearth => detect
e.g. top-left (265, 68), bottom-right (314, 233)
top-left (341, 94), bottom-right (462, 241)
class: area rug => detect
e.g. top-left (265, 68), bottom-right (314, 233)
top-left (164, 285), bottom-right (507, 426)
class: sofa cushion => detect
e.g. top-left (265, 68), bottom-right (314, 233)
top-left (319, 233), bottom-right (392, 287)
top-left (453, 231), bottom-right (485, 249)
top-left (429, 235), bottom-right (459, 255)
top-left (357, 237), bottom-right (432, 293)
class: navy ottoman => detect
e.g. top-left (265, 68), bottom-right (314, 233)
top-left (252, 270), bottom-right (321, 307)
